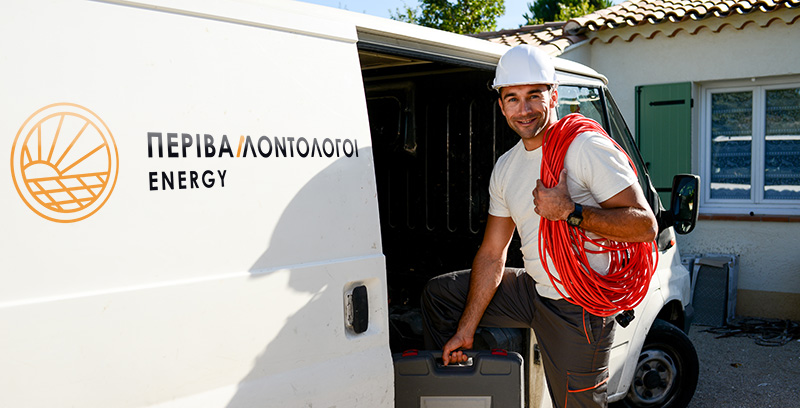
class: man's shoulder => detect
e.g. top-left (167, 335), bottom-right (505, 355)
top-left (567, 131), bottom-right (615, 155)
top-left (575, 129), bottom-right (609, 142)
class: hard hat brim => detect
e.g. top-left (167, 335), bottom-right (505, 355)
top-left (491, 80), bottom-right (559, 91)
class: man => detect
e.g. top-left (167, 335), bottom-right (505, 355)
top-left (421, 45), bottom-right (658, 407)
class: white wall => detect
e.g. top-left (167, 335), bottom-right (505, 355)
top-left (676, 219), bottom-right (800, 320)
top-left (677, 220), bottom-right (800, 295)
top-left (561, 12), bottom-right (800, 319)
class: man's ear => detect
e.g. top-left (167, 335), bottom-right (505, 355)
top-left (549, 88), bottom-right (559, 107)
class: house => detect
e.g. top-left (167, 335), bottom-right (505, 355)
top-left (475, 0), bottom-right (800, 321)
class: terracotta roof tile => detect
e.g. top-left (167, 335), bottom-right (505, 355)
top-left (471, 22), bottom-right (585, 56)
top-left (566, 0), bottom-right (798, 33)
top-left (475, 0), bottom-right (799, 55)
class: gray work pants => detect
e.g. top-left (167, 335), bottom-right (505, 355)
top-left (421, 268), bottom-right (615, 408)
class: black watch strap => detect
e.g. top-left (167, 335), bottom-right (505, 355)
top-left (566, 203), bottom-right (583, 227)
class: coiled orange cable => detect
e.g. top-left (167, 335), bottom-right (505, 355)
top-left (538, 114), bottom-right (658, 317)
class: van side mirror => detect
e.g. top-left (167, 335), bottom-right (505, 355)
top-left (667, 174), bottom-right (700, 234)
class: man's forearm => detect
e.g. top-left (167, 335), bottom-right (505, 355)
top-left (580, 205), bottom-right (657, 243)
top-left (456, 252), bottom-right (505, 336)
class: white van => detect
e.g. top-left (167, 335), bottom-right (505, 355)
top-left (1, 1), bottom-right (700, 407)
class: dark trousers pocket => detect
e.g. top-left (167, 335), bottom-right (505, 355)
top-left (565, 369), bottom-right (609, 408)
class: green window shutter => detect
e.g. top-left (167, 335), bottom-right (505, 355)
top-left (635, 82), bottom-right (692, 204)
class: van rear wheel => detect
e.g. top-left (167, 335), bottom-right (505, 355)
top-left (615, 319), bottom-right (699, 408)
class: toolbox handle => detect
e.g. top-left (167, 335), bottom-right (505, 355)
top-left (436, 356), bottom-right (474, 368)
top-left (429, 350), bottom-right (494, 369)
top-left (435, 349), bottom-right (508, 366)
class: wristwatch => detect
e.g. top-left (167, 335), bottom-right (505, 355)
top-left (566, 203), bottom-right (583, 227)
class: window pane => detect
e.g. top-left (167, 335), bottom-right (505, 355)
top-left (710, 91), bottom-right (752, 199)
top-left (764, 87), bottom-right (800, 200)
top-left (557, 86), bottom-right (604, 125)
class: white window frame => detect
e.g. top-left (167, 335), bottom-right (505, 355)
top-left (699, 77), bottom-right (800, 215)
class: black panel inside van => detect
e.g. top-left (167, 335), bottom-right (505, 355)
top-left (359, 50), bottom-right (524, 352)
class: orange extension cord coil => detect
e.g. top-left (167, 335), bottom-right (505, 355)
top-left (538, 114), bottom-right (658, 317)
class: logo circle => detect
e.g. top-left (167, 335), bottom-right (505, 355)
top-left (10, 103), bottom-right (119, 223)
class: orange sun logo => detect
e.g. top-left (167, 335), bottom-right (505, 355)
top-left (10, 103), bottom-right (119, 223)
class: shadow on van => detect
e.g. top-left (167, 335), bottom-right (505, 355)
top-left (226, 147), bottom-right (388, 407)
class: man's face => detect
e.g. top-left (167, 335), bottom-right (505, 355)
top-left (497, 84), bottom-right (558, 142)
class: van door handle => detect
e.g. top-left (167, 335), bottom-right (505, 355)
top-left (346, 285), bottom-right (369, 334)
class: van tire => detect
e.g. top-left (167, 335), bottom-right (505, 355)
top-left (614, 319), bottom-right (699, 408)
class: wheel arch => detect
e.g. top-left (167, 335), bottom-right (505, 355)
top-left (656, 299), bottom-right (687, 333)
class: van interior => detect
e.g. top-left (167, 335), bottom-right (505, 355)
top-left (357, 44), bottom-right (667, 356)
top-left (359, 45), bottom-right (528, 355)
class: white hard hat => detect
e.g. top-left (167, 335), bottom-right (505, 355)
top-left (492, 45), bottom-right (558, 90)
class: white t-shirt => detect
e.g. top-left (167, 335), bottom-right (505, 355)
top-left (488, 131), bottom-right (638, 299)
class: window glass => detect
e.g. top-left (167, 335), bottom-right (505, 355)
top-left (557, 85), bottom-right (603, 124)
top-left (710, 91), bottom-right (752, 199)
top-left (764, 87), bottom-right (800, 200)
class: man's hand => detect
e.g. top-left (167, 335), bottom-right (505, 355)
top-left (532, 169), bottom-right (574, 221)
top-left (442, 331), bottom-right (473, 366)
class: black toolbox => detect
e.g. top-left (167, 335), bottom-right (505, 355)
top-left (393, 349), bottom-right (524, 408)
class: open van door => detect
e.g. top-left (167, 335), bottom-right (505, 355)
top-left (1, 1), bottom-right (391, 407)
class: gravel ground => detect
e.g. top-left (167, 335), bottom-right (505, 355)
top-left (687, 324), bottom-right (800, 408)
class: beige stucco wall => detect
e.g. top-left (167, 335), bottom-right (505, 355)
top-left (561, 11), bottom-right (800, 320)
top-left (677, 220), bottom-right (800, 320)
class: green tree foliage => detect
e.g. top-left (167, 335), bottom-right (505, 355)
top-left (523, 0), bottom-right (612, 24)
top-left (391, 0), bottom-right (506, 34)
